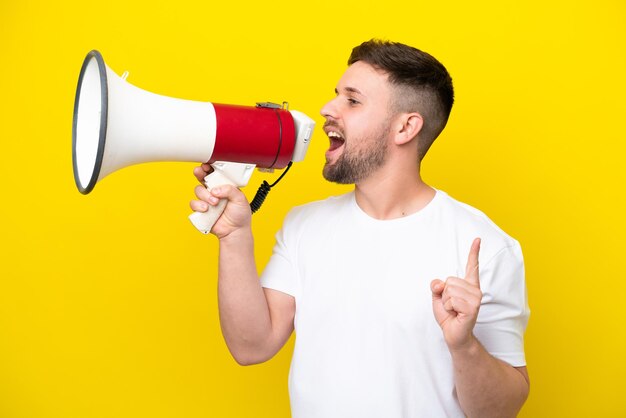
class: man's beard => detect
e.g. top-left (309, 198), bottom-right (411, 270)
top-left (323, 122), bottom-right (390, 185)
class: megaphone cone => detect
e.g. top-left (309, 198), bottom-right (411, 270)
top-left (73, 50), bottom-right (220, 194)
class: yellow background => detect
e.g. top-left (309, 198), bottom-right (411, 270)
top-left (1, 0), bottom-right (625, 417)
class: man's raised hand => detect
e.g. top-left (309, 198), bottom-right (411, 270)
top-left (430, 238), bottom-right (483, 351)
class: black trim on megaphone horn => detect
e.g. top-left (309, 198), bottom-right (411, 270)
top-left (72, 49), bottom-right (108, 194)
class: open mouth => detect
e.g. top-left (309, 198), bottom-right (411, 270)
top-left (327, 130), bottom-right (345, 152)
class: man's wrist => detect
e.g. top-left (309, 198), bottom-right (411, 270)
top-left (219, 225), bottom-right (253, 246)
top-left (448, 333), bottom-right (482, 359)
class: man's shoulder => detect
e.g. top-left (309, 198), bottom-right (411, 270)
top-left (275, 192), bottom-right (354, 241)
top-left (435, 189), bottom-right (520, 250)
top-left (286, 192), bottom-right (353, 222)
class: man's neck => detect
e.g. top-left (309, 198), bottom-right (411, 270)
top-left (353, 167), bottom-right (435, 220)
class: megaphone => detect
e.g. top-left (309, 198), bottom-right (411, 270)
top-left (72, 50), bottom-right (315, 233)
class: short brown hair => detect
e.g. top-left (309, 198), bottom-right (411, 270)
top-left (348, 40), bottom-right (454, 160)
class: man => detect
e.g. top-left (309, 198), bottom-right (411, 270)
top-left (191, 40), bottom-right (530, 418)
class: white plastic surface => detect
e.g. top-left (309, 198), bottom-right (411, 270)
top-left (75, 57), bottom-right (104, 189)
top-left (290, 110), bottom-right (316, 162)
top-left (97, 64), bottom-right (217, 182)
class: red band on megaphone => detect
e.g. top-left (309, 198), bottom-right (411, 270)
top-left (210, 104), bottom-right (296, 169)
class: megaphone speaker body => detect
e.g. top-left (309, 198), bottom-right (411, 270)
top-left (72, 50), bottom-right (308, 195)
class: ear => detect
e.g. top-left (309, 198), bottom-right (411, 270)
top-left (393, 112), bottom-right (423, 146)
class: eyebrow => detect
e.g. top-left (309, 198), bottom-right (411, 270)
top-left (335, 86), bottom-right (364, 96)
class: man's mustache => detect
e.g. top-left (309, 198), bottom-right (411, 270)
top-left (323, 120), bottom-right (341, 130)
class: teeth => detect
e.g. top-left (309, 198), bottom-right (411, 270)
top-left (328, 131), bottom-right (344, 139)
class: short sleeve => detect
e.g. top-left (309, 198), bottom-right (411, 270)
top-left (260, 211), bottom-right (301, 298)
top-left (474, 242), bottom-right (530, 367)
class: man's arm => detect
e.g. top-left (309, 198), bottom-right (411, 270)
top-left (448, 336), bottom-right (529, 417)
top-left (431, 238), bottom-right (529, 417)
top-left (191, 164), bottom-right (295, 365)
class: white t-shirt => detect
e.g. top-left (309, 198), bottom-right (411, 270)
top-left (260, 190), bottom-right (529, 418)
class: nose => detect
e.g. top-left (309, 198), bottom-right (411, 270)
top-left (320, 96), bottom-right (339, 119)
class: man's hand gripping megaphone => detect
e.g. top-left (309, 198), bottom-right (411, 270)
top-left (190, 163), bottom-right (255, 239)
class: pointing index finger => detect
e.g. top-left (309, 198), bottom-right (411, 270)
top-left (464, 237), bottom-right (481, 285)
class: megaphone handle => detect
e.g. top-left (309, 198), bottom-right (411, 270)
top-left (188, 162), bottom-right (256, 234)
top-left (188, 197), bottom-right (228, 235)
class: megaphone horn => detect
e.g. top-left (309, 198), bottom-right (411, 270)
top-left (72, 50), bottom-right (315, 233)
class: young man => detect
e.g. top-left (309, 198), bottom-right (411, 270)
top-left (191, 40), bottom-right (530, 418)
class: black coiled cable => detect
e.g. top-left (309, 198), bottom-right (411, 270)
top-left (249, 161), bottom-right (293, 214)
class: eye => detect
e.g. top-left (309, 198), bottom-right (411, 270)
top-left (347, 98), bottom-right (360, 106)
